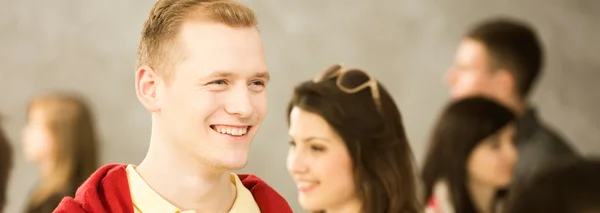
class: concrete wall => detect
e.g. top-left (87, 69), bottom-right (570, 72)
top-left (1, 0), bottom-right (598, 212)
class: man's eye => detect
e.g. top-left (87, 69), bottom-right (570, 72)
top-left (211, 80), bottom-right (227, 85)
top-left (251, 80), bottom-right (265, 86)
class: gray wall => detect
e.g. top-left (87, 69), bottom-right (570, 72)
top-left (1, 0), bottom-right (599, 212)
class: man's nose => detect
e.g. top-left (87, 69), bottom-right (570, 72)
top-left (224, 85), bottom-right (254, 118)
top-left (445, 67), bottom-right (457, 87)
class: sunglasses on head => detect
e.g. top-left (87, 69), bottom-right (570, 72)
top-left (312, 64), bottom-right (382, 112)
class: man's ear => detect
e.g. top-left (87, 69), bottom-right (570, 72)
top-left (135, 66), bottom-right (161, 112)
top-left (495, 69), bottom-right (517, 97)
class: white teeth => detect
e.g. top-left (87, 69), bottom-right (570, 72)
top-left (213, 126), bottom-right (248, 136)
top-left (296, 181), bottom-right (318, 189)
top-left (298, 182), bottom-right (311, 187)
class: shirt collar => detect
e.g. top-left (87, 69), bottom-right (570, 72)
top-left (125, 165), bottom-right (260, 213)
top-left (126, 164), bottom-right (186, 213)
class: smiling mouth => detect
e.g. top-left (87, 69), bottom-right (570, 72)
top-left (296, 181), bottom-right (319, 192)
top-left (210, 125), bottom-right (250, 137)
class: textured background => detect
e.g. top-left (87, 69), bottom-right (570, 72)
top-left (1, 0), bottom-right (599, 212)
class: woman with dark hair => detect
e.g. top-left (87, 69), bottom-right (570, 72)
top-left (422, 97), bottom-right (518, 213)
top-left (286, 64), bottom-right (420, 213)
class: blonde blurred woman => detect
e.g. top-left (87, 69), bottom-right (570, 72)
top-left (21, 93), bottom-right (98, 213)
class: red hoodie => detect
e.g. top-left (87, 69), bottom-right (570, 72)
top-left (53, 164), bottom-right (293, 213)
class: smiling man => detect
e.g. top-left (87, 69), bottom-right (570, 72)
top-left (54, 1), bottom-right (292, 213)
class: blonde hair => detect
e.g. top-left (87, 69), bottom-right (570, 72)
top-left (136, 0), bottom-right (258, 80)
top-left (26, 93), bottom-right (98, 209)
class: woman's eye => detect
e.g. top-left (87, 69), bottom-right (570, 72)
top-left (490, 141), bottom-right (501, 149)
top-left (311, 145), bottom-right (325, 152)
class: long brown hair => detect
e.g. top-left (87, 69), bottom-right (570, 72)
top-left (25, 93), bottom-right (99, 209)
top-left (287, 65), bottom-right (420, 213)
top-left (0, 116), bottom-right (13, 212)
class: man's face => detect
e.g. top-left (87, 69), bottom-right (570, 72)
top-left (446, 39), bottom-right (500, 100)
top-left (156, 22), bottom-right (268, 170)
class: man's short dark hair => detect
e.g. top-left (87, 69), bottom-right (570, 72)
top-left (467, 17), bottom-right (543, 98)
top-left (506, 157), bottom-right (600, 213)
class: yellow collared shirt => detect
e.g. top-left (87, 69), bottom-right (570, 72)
top-left (126, 164), bottom-right (261, 213)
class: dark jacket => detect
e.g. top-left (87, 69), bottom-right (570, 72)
top-left (512, 108), bottom-right (580, 187)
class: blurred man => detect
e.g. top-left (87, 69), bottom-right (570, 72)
top-left (445, 17), bottom-right (579, 187)
top-left (54, 0), bottom-right (292, 212)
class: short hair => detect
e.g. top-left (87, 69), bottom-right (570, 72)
top-left (467, 17), bottom-right (543, 98)
top-left (421, 96), bottom-right (517, 213)
top-left (0, 117), bottom-right (12, 210)
top-left (136, 0), bottom-right (258, 80)
top-left (507, 157), bottom-right (600, 213)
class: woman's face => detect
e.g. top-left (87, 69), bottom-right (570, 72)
top-left (21, 108), bottom-right (54, 164)
top-left (467, 123), bottom-right (518, 188)
top-left (287, 106), bottom-right (360, 211)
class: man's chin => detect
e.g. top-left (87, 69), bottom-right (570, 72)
top-left (451, 91), bottom-right (469, 100)
top-left (222, 161), bottom-right (248, 171)
top-left (219, 155), bottom-right (250, 171)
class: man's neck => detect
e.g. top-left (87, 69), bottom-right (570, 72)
top-left (497, 95), bottom-right (527, 117)
top-left (136, 133), bottom-right (237, 213)
top-left (467, 180), bottom-right (496, 213)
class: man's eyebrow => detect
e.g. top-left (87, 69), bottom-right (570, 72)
top-left (201, 70), bottom-right (270, 83)
top-left (254, 71), bottom-right (270, 81)
top-left (208, 71), bottom-right (238, 78)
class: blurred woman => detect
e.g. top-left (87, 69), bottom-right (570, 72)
top-left (286, 64), bottom-right (420, 213)
top-left (422, 96), bottom-right (518, 213)
top-left (0, 117), bottom-right (13, 213)
top-left (21, 93), bottom-right (99, 213)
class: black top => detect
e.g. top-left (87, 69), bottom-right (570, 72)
top-left (512, 107), bottom-right (580, 187)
